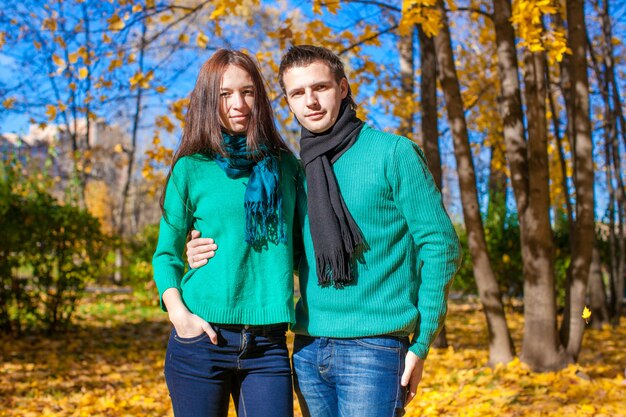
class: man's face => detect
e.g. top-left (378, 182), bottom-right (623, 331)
top-left (282, 61), bottom-right (348, 134)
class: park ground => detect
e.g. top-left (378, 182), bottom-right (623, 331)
top-left (1, 291), bottom-right (625, 417)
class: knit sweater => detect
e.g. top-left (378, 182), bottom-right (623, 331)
top-left (152, 151), bottom-right (305, 325)
top-left (292, 125), bottom-right (462, 359)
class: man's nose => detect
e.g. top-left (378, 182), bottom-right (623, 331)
top-left (305, 90), bottom-right (318, 107)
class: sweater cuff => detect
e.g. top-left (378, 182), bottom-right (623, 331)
top-left (409, 339), bottom-right (429, 360)
top-left (156, 275), bottom-right (182, 312)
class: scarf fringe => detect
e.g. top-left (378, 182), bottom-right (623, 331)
top-left (244, 198), bottom-right (286, 247)
top-left (316, 247), bottom-right (353, 289)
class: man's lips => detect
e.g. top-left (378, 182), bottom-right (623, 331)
top-left (305, 112), bottom-right (325, 119)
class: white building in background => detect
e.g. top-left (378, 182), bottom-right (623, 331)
top-left (1, 118), bottom-right (162, 234)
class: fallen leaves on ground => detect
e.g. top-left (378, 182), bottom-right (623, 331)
top-left (1, 294), bottom-right (624, 416)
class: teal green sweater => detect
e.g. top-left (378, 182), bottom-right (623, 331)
top-left (152, 152), bottom-right (304, 325)
top-left (293, 125), bottom-right (462, 359)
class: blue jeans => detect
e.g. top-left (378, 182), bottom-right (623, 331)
top-left (292, 335), bottom-right (408, 417)
top-left (164, 324), bottom-right (293, 417)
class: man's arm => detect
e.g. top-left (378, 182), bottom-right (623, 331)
top-left (388, 137), bottom-right (462, 403)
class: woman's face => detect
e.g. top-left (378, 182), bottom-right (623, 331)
top-left (219, 64), bottom-right (255, 134)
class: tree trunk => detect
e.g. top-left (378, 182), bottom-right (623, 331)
top-left (116, 17), bottom-right (148, 283)
top-left (417, 24), bottom-right (448, 349)
top-left (398, 28), bottom-right (415, 139)
top-left (492, 0), bottom-right (529, 220)
top-left (486, 143), bottom-right (507, 233)
top-left (434, 0), bottom-right (514, 365)
top-left (547, 65), bottom-right (574, 230)
top-left (492, 0), bottom-right (566, 371)
top-left (559, 0), bottom-right (595, 361)
top-left (418, 26), bottom-right (442, 189)
top-left (587, 24), bottom-right (620, 326)
top-left (519, 48), bottom-right (568, 371)
top-left (588, 244), bottom-right (610, 329)
top-left (599, 0), bottom-right (625, 325)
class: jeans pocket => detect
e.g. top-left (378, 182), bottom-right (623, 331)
top-left (172, 329), bottom-right (208, 345)
top-left (353, 336), bottom-right (405, 352)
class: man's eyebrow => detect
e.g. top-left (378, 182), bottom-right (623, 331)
top-left (287, 81), bottom-right (330, 95)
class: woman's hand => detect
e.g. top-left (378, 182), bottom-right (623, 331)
top-left (170, 309), bottom-right (218, 344)
top-left (162, 288), bottom-right (218, 344)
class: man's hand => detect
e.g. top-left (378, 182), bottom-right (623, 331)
top-left (187, 230), bottom-right (218, 268)
top-left (401, 351), bottom-right (425, 405)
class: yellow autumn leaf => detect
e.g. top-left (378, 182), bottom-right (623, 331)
top-left (582, 306), bottom-right (592, 323)
top-left (196, 31), bottom-right (209, 48)
top-left (132, 4), bottom-right (142, 13)
top-left (42, 17), bottom-right (57, 31)
top-left (210, 4), bottom-right (226, 19)
top-left (2, 97), bottom-right (16, 109)
top-left (45, 104), bottom-right (57, 121)
top-left (78, 46), bottom-right (88, 60)
top-left (326, 0), bottom-right (340, 14)
top-left (68, 51), bottom-right (80, 64)
top-left (52, 54), bottom-right (66, 68)
top-left (107, 14), bottom-right (125, 31)
top-left (160, 14), bottom-right (173, 23)
top-left (155, 85), bottom-right (167, 93)
top-left (0, 32), bottom-right (5, 49)
top-left (114, 143), bottom-right (124, 153)
top-left (78, 67), bottom-right (88, 80)
top-left (312, 0), bottom-right (322, 14)
top-left (108, 59), bottom-right (122, 71)
top-left (54, 35), bottom-right (66, 48)
top-left (179, 33), bottom-right (190, 43)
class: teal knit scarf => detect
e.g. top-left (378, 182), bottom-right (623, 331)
top-left (214, 132), bottom-right (286, 248)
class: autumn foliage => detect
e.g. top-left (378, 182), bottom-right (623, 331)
top-left (0, 293), bottom-right (624, 416)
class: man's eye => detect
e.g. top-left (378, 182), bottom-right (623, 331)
top-left (220, 92), bottom-right (231, 97)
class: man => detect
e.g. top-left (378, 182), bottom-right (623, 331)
top-left (187, 45), bottom-right (461, 417)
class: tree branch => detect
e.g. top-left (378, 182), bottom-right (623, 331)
top-left (338, 24), bottom-right (399, 55)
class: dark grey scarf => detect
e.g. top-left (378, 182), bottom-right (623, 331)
top-left (299, 99), bottom-right (365, 287)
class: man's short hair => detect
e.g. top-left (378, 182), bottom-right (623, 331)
top-left (278, 45), bottom-right (357, 109)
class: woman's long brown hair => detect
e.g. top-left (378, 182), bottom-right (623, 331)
top-left (160, 49), bottom-right (290, 214)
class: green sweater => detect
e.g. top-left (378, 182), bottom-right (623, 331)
top-left (293, 125), bottom-right (462, 359)
top-left (152, 152), bottom-right (304, 325)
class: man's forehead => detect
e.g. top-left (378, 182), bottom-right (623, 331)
top-left (283, 62), bottom-right (335, 87)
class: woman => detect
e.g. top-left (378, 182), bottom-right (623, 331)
top-left (152, 49), bottom-right (303, 417)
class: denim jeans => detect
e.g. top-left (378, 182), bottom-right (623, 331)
top-left (292, 335), bottom-right (408, 417)
top-left (164, 323), bottom-right (293, 417)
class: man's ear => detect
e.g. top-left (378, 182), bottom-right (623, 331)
top-left (340, 78), bottom-right (349, 99)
